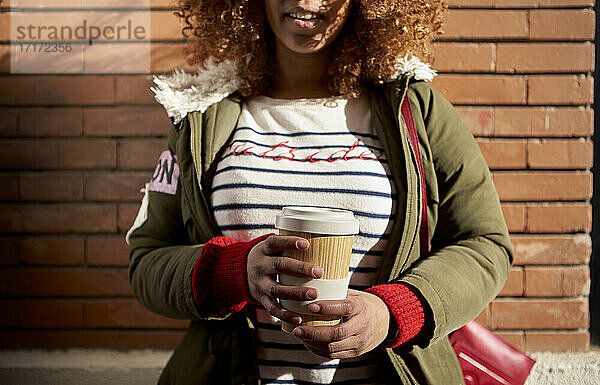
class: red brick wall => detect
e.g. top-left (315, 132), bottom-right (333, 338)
top-left (0, 0), bottom-right (594, 351)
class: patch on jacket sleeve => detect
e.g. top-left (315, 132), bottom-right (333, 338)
top-left (148, 150), bottom-right (179, 195)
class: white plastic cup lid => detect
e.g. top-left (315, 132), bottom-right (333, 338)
top-left (275, 206), bottom-right (359, 235)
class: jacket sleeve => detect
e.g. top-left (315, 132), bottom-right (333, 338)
top-left (127, 158), bottom-right (202, 320)
top-left (398, 81), bottom-right (513, 346)
top-left (127, 123), bottom-right (252, 321)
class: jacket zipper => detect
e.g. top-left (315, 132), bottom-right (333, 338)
top-left (386, 76), bottom-right (423, 278)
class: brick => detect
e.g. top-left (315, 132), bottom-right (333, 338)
top-left (85, 300), bottom-right (189, 328)
top-left (116, 0), bottom-right (174, 6)
top-left (0, 237), bottom-right (20, 265)
top-left (19, 173), bottom-right (83, 201)
top-left (87, 236), bottom-right (129, 266)
top-left (492, 331), bottom-right (524, 351)
top-left (118, 139), bottom-right (165, 169)
top-left (151, 42), bottom-right (190, 73)
top-left (501, 203), bottom-right (526, 232)
top-left (431, 43), bottom-right (495, 72)
top-left (115, 76), bottom-right (155, 104)
top-left (0, 139), bottom-right (117, 170)
top-left (2, 29), bottom-right (150, 73)
top-left (118, 203), bottom-right (141, 233)
top-left (543, 108), bottom-right (594, 137)
top-left (19, 300), bottom-right (84, 328)
top-left (0, 13), bottom-right (8, 40)
top-left (525, 266), bottom-right (590, 297)
top-left (150, 11), bottom-right (185, 40)
top-left (20, 236), bottom-right (84, 265)
top-left (0, 109), bottom-right (17, 136)
top-left (4, 10), bottom-right (151, 42)
top-left (494, 0), bottom-right (594, 7)
top-left (0, 76), bottom-right (114, 105)
top-left (18, 108), bottom-right (83, 137)
top-left (82, 43), bottom-right (153, 74)
top-left (0, 330), bottom-right (120, 349)
top-left (443, 10), bottom-right (528, 40)
top-left (477, 139), bottom-right (526, 169)
top-left (474, 306), bottom-right (490, 328)
top-left (528, 139), bottom-right (592, 169)
top-left (0, 300), bottom-right (19, 327)
top-left (0, 175), bottom-right (19, 200)
top-left (4, 0), bottom-right (160, 8)
top-left (495, 107), bottom-right (593, 137)
top-left (527, 203), bottom-right (591, 233)
top-left (0, 330), bottom-right (185, 349)
top-left (496, 43), bottom-right (595, 73)
top-left (455, 107), bottom-right (494, 136)
top-left (491, 299), bottom-right (588, 329)
top-left (78, 45), bottom-right (139, 76)
top-left (84, 107), bottom-right (170, 137)
top-left (528, 75), bottom-right (593, 105)
top-left (432, 75), bottom-right (526, 105)
top-left (492, 172), bottom-right (592, 201)
top-left (151, 0), bottom-right (181, 7)
top-left (0, 46), bottom-right (7, 73)
top-left (84, 172), bottom-right (149, 201)
top-left (530, 10), bottom-right (595, 40)
top-left (525, 331), bottom-right (590, 352)
top-left (494, 108), bottom-right (544, 137)
top-left (498, 267), bottom-right (524, 297)
top-left (448, 0), bottom-right (494, 5)
top-left (0, 204), bottom-right (117, 233)
top-left (116, 331), bottom-right (186, 349)
top-left (511, 234), bottom-right (591, 265)
top-left (0, 267), bottom-right (131, 297)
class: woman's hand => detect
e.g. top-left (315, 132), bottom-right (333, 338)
top-left (247, 235), bottom-right (324, 324)
top-left (292, 289), bottom-right (391, 359)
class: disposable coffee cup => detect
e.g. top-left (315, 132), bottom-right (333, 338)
top-left (275, 206), bottom-right (359, 333)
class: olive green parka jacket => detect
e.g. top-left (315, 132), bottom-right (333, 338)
top-left (127, 60), bottom-right (513, 384)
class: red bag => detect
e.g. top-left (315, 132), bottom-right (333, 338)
top-left (401, 96), bottom-right (535, 385)
top-left (449, 321), bottom-right (535, 385)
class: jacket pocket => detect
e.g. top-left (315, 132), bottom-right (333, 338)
top-left (159, 313), bottom-right (257, 385)
top-left (393, 337), bottom-right (465, 385)
top-left (159, 320), bottom-right (229, 385)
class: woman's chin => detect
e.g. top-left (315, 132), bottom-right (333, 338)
top-left (275, 36), bottom-right (328, 55)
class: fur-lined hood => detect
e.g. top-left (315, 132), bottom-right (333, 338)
top-left (151, 55), bottom-right (437, 125)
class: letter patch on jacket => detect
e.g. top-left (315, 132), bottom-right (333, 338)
top-left (148, 150), bottom-right (179, 195)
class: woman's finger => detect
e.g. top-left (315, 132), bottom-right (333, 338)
top-left (267, 282), bottom-right (319, 301)
top-left (260, 295), bottom-right (303, 324)
top-left (325, 335), bottom-right (364, 356)
top-left (301, 338), bottom-right (362, 359)
top-left (262, 235), bottom-right (309, 254)
top-left (268, 256), bottom-right (323, 278)
top-left (307, 296), bottom-right (360, 317)
top-left (292, 322), bottom-right (352, 343)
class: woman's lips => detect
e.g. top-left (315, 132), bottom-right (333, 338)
top-left (284, 8), bottom-right (324, 29)
top-left (287, 16), bottom-right (320, 29)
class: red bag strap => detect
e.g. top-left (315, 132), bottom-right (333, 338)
top-left (401, 96), bottom-right (429, 256)
top-left (401, 97), bottom-right (536, 385)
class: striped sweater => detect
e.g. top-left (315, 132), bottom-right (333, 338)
top-left (197, 95), bottom-right (423, 385)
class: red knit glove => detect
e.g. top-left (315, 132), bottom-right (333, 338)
top-left (365, 283), bottom-right (427, 348)
top-left (191, 233), bottom-right (272, 316)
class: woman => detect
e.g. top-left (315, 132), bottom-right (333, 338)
top-left (127, 0), bottom-right (512, 383)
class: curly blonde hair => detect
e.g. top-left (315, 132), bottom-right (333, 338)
top-left (177, 0), bottom-right (446, 98)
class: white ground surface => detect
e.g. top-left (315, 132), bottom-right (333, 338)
top-left (0, 350), bottom-right (170, 385)
top-left (0, 349), bottom-right (598, 384)
top-left (525, 351), bottom-right (600, 385)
